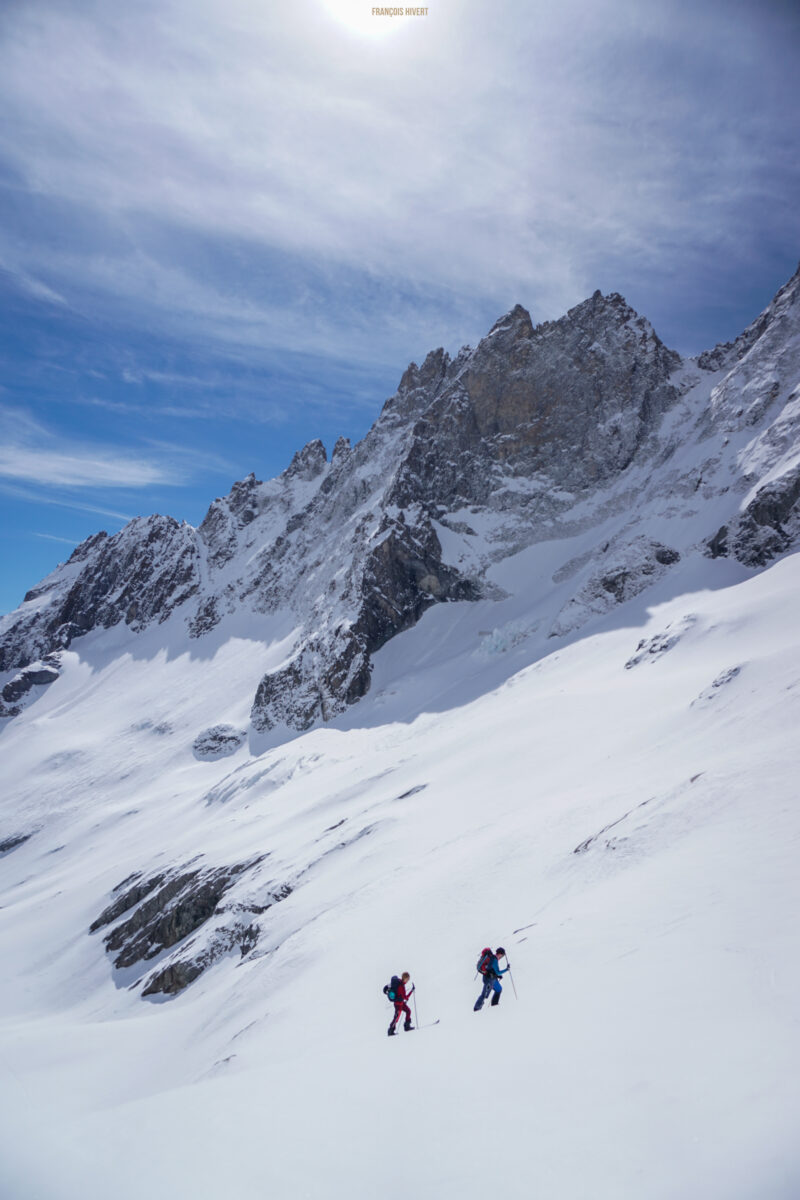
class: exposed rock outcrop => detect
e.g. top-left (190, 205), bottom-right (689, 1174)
top-left (250, 509), bottom-right (478, 731)
top-left (193, 725), bottom-right (248, 760)
top-left (90, 858), bottom-right (290, 997)
top-left (708, 462), bottom-right (800, 567)
top-left (625, 615), bottom-right (698, 669)
top-left (550, 539), bottom-right (681, 638)
top-left (0, 654), bottom-right (61, 717)
top-left (0, 831), bottom-right (34, 856)
top-left (0, 517), bottom-right (199, 671)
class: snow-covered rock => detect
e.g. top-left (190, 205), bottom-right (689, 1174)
top-left (550, 537), bottom-right (680, 637)
top-left (0, 653), bottom-right (61, 717)
top-left (624, 614), bottom-right (698, 669)
top-left (192, 725), bottom-right (248, 761)
top-left (89, 856), bottom-right (287, 996)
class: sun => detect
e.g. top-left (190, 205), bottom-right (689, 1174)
top-left (320, 0), bottom-right (404, 38)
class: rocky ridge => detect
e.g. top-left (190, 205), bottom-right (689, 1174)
top-left (89, 856), bottom-right (290, 996)
top-left (1, 265), bottom-right (799, 732)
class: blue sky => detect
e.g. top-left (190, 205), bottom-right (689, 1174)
top-left (1, 0), bottom-right (798, 615)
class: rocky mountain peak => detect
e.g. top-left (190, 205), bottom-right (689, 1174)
top-left (225, 473), bottom-right (262, 526)
top-left (563, 287), bottom-right (659, 340)
top-left (331, 436), bottom-right (351, 463)
top-left (285, 438), bottom-right (328, 481)
top-left (399, 346), bottom-right (450, 393)
top-left (382, 347), bottom-right (453, 425)
top-left (397, 285), bottom-right (681, 497)
top-left (486, 303), bottom-right (535, 341)
top-left (698, 260), bottom-right (800, 373)
top-left (2, 268), bottom-right (799, 733)
top-left (66, 529), bottom-right (110, 566)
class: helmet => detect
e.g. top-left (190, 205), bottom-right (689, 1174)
top-left (496, 946), bottom-right (506, 956)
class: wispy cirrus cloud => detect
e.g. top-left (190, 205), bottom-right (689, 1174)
top-left (0, 404), bottom-right (227, 490)
top-left (31, 531), bottom-right (79, 545)
top-left (0, 0), bottom-right (797, 367)
top-left (0, 444), bottom-right (172, 488)
top-left (120, 367), bottom-right (218, 388)
top-left (0, 262), bottom-right (67, 307)
top-left (0, 481), bottom-right (135, 523)
top-left (75, 394), bottom-right (221, 421)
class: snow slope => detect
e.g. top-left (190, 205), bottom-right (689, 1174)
top-left (1, 546), bottom-right (799, 1199)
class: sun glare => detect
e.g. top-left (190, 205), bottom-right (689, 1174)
top-left (321, 0), bottom-right (405, 38)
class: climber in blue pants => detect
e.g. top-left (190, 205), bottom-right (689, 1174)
top-left (474, 947), bottom-right (508, 1010)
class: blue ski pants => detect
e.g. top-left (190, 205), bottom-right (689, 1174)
top-left (474, 974), bottom-right (502, 1010)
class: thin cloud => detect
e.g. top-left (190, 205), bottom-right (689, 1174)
top-left (0, 405), bottom-right (206, 490)
top-left (0, 0), bottom-right (796, 368)
top-left (0, 445), bottom-right (175, 488)
top-left (0, 263), bottom-right (68, 307)
top-left (137, 437), bottom-right (233, 476)
top-left (120, 367), bottom-right (218, 388)
top-left (76, 395), bottom-right (220, 420)
top-left (0, 481), bottom-right (134, 523)
top-left (31, 532), bottom-right (80, 545)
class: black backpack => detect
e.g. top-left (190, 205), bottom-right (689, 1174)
top-left (383, 974), bottom-right (402, 1002)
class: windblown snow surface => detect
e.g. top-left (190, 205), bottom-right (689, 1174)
top-left (1, 545), bottom-right (799, 1199)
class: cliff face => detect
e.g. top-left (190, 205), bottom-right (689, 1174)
top-left (2, 266), bottom-right (799, 730)
top-left (0, 517), bottom-right (201, 672)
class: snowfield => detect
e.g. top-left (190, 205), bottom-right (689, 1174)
top-left (1, 546), bottom-right (799, 1199)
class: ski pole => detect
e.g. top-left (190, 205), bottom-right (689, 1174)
top-left (412, 986), bottom-right (419, 1029)
top-left (507, 963), bottom-right (518, 1000)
